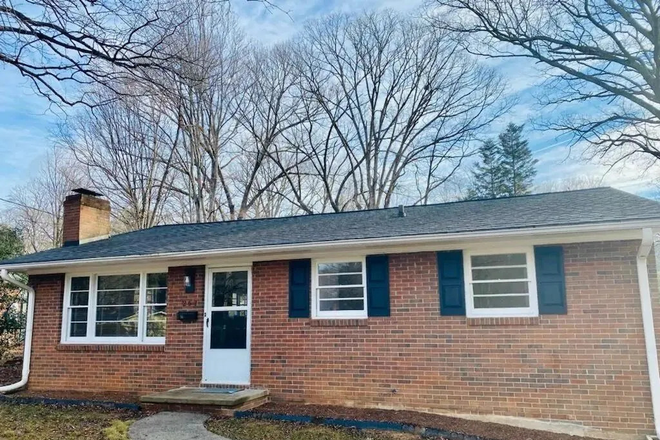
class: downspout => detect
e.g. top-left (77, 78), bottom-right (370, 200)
top-left (637, 228), bottom-right (660, 438)
top-left (0, 269), bottom-right (35, 393)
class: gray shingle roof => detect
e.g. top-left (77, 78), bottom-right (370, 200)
top-left (2, 187), bottom-right (660, 268)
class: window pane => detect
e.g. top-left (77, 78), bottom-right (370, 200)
top-left (318, 274), bottom-right (362, 286)
top-left (318, 262), bottom-right (362, 274)
top-left (71, 277), bottom-right (90, 291)
top-left (147, 273), bottom-right (167, 289)
top-left (70, 291), bottom-right (89, 306)
top-left (210, 311), bottom-right (247, 349)
top-left (472, 253), bottom-right (526, 267)
top-left (146, 305), bottom-right (167, 337)
top-left (472, 267), bottom-right (527, 281)
top-left (70, 308), bottom-right (88, 322)
top-left (318, 286), bottom-right (365, 300)
top-left (474, 295), bottom-right (529, 309)
top-left (97, 290), bottom-right (139, 305)
top-left (96, 321), bottom-right (138, 337)
top-left (320, 299), bottom-right (364, 311)
top-left (96, 306), bottom-right (139, 322)
top-left (97, 274), bottom-right (140, 290)
top-left (70, 322), bottom-right (87, 337)
top-left (146, 288), bottom-right (167, 304)
top-left (212, 271), bottom-right (248, 307)
top-left (473, 281), bottom-right (529, 295)
top-left (146, 321), bottom-right (166, 338)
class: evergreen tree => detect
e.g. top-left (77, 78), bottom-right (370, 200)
top-left (0, 226), bottom-right (22, 261)
top-left (467, 139), bottom-right (507, 199)
top-left (499, 123), bottom-right (537, 196)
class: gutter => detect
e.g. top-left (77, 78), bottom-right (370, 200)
top-left (0, 269), bottom-right (35, 393)
top-left (0, 219), bottom-right (658, 273)
top-left (637, 228), bottom-right (660, 438)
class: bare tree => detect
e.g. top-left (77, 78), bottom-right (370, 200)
top-left (231, 44), bottom-right (310, 219)
top-left (432, 0), bottom-right (660, 164)
top-left (0, 0), bottom-right (277, 106)
top-left (0, 0), bottom-right (186, 106)
top-left (161, 2), bottom-right (246, 222)
top-left (3, 148), bottom-right (86, 251)
top-left (60, 86), bottom-right (178, 231)
top-left (534, 175), bottom-right (604, 193)
top-left (282, 11), bottom-right (508, 212)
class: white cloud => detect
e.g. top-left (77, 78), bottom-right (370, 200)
top-left (231, 0), bottom-right (425, 44)
top-left (534, 140), bottom-right (659, 193)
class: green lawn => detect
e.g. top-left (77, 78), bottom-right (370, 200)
top-left (206, 418), bottom-right (426, 440)
top-left (0, 404), bottom-right (134, 440)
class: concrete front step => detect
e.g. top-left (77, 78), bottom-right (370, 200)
top-left (140, 387), bottom-right (269, 410)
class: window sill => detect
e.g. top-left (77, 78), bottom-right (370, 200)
top-left (308, 319), bottom-right (369, 328)
top-left (56, 344), bottom-right (165, 353)
top-left (466, 317), bottom-right (540, 327)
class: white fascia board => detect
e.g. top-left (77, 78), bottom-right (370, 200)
top-left (4, 220), bottom-right (658, 275)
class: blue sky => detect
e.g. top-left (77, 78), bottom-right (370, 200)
top-left (0, 0), bottom-right (654, 210)
top-left (0, 66), bottom-right (59, 200)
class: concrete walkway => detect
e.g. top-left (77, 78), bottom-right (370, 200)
top-left (129, 412), bottom-right (231, 440)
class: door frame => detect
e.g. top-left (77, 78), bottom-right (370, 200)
top-left (202, 265), bottom-right (253, 385)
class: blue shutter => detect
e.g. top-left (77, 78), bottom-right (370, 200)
top-left (289, 259), bottom-right (311, 318)
top-left (437, 250), bottom-right (466, 316)
top-left (535, 246), bottom-right (567, 314)
top-left (366, 255), bottom-right (390, 317)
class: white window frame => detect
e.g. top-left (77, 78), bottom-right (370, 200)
top-left (61, 268), bottom-right (168, 345)
top-left (312, 256), bottom-right (368, 319)
top-left (464, 247), bottom-right (539, 318)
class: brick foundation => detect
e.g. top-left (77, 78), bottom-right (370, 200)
top-left (26, 240), bottom-right (659, 436)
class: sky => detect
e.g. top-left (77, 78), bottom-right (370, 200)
top-left (0, 0), bottom-right (655, 211)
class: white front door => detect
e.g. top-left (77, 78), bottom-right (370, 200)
top-left (202, 267), bottom-right (251, 385)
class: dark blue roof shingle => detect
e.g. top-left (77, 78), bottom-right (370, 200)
top-left (2, 187), bottom-right (659, 267)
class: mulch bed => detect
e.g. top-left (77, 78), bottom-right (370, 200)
top-left (0, 359), bottom-right (22, 386)
top-left (10, 389), bottom-right (141, 404)
top-left (250, 402), bottom-right (601, 440)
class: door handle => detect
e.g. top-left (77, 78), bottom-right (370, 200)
top-left (206, 317), bottom-right (209, 328)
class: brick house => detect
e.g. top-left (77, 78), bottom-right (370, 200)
top-left (1, 187), bottom-right (660, 439)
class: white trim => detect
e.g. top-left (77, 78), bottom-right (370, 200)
top-left (637, 228), bottom-right (660, 438)
top-left (0, 270), bottom-right (35, 393)
top-left (464, 247), bottom-right (539, 318)
top-left (60, 269), bottom-right (168, 345)
top-left (202, 266), bottom-right (252, 386)
top-left (5, 220), bottom-right (659, 273)
top-left (311, 257), bottom-right (368, 319)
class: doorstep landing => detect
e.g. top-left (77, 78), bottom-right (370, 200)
top-left (140, 387), bottom-right (269, 407)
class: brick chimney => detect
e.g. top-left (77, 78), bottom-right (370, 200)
top-left (62, 188), bottom-right (111, 247)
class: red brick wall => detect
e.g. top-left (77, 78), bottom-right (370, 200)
top-left (28, 266), bottom-right (205, 393)
top-left (250, 241), bottom-right (658, 436)
top-left (62, 194), bottom-right (111, 245)
top-left (26, 240), bottom-right (659, 435)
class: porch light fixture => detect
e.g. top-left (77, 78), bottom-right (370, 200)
top-left (184, 268), bottom-right (196, 293)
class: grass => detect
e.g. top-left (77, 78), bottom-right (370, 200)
top-left (206, 418), bottom-right (428, 440)
top-left (103, 420), bottom-right (133, 440)
top-left (0, 404), bottom-right (136, 440)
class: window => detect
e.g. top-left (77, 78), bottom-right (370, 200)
top-left (145, 273), bottom-right (168, 338)
top-left (62, 271), bottom-right (168, 344)
top-left (96, 274), bottom-right (140, 338)
top-left (465, 248), bottom-right (538, 317)
top-left (312, 258), bottom-right (367, 318)
top-left (67, 277), bottom-right (90, 338)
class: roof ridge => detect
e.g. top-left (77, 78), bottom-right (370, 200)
top-left (145, 187), bottom-right (614, 231)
